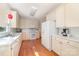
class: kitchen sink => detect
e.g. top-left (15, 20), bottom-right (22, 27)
top-left (0, 33), bottom-right (17, 38)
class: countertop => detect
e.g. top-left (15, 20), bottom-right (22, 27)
top-left (56, 35), bottom-right (79, 42)
top-left (0, 33), bottom-right (22, 46)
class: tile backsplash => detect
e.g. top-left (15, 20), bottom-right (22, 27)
top-left (56, 28), bottom-right (62, 35)
top-left (57, 27), bottom-right (79, 38)
top-left (70, 27), bottom-right (79, 38)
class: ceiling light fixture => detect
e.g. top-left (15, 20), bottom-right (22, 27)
top-left (30, 6), bottom-right (38, 16)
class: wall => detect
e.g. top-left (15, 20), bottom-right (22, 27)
top-left (46, 9), bottom-right (56, 21)
top-left (19, 18), bottom-right (40, 29)
top-left (19, 18), bottom-right (41, 40)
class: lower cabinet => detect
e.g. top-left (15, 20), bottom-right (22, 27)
top-left (0, 46), bottom-right (11, 56)
top-left (11, 36), bottom-right (22, 56)
top-left (52, 36), bottom-right (79, 56)
top-left (62, 44), bottom-right (79, 56)
top-left (52, 38), bottom-right (62, 55)
top-left (0, 35), bottom-right (22, 56)
top-left (11, 41), bottom-right (18, 56)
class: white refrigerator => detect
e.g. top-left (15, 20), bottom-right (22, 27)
top-left (41, 20), bottom-right (56, 51)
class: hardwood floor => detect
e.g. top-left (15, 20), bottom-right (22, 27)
top-left (19, 39), bottom-right (58, 56)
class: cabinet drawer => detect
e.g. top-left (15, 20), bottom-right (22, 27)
top-left (56, 36), bottom-right (68, 43)
top-left (68, 40), bottom-right (79, 48)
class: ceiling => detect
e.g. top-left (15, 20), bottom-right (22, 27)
top-left (8, 3), bottom-right (60, 20)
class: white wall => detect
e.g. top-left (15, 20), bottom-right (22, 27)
top-left (46, 9), bottom-right (56, 21)
top-left (20, 18), bottom-right (41, 40)
top-left (19, 18), bottom-right (40, 29)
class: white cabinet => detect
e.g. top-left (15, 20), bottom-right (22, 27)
top-left (56, 4), bottom-right (79, 27)
top-left (22, 29), bottom-right (40, 40)
top-left (0, 46), bottom-right (11, 56)
top-left (62, 43), bottom-right (79, 56)
top-left (56, 4), bottom-right (65, 27)
top-left (11, 40), bottom-right (19, 56)
top-left (52, 37), bottom-right (62, 55)
top-left (52, 36), bottom-right (79, 56)
top-left (36, 31), bottom-right (40, 39)
top-left (0, 34), bottom-right (22, 56)
top-left (11, 35), bottom-right (22, 56)
top-left (52, 36), bottom-right (67, 55)
top-left (65, 4), bottom-right (79, 27)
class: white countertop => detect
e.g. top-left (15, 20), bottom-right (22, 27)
top-left (0, 33), bottom-right (21, 46)
top-left (56, 35), bottom-right (79, 42)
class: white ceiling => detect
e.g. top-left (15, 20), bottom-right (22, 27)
top-left (8, 3), bottom-right (60, 20)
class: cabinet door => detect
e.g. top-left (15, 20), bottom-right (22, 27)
top-left (65, 4), bottom-right (79, 27)
top-left (0, 46), bottom-right (11, 56)
top-left (12, 41), bottom-right (19, 56)
top-left (62, 43), bottom-right (79, 56)
top-left (52, 37), bottom-right (62, 55)
top-left (56, 5), bottom-right (65, 27)
top-left (22, 31), bottom-right (30, 40)
top-left (52, 38), bottom-right (60, 53)
top-left (36, 31), bottom-right (40, 39)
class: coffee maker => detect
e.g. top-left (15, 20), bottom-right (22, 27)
top-left (61, 28), bottom-right (69, 36)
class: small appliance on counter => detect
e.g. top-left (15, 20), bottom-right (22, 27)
top-left (15, 28), bottom-right (22, 33)
top-left (10, 28), bottom-right (22, 33)
top-left (61, 28), bottom-right (69, 36)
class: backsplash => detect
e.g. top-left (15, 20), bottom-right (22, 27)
top-left (57, 27), bottom-right (79, 38)
top-left (70, 27), bottom-right (79, 38)
top-left (56, 28), bottom-right (68, 36)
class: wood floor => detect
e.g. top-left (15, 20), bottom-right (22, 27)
top-left (19, 39), bottom-right (58, 56)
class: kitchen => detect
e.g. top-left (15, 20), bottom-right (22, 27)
top-left (0, 3), bottom-right (79, 56)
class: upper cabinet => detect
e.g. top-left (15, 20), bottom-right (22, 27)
top-left (56, 4), bottom-right (65, 27)
top-left (65, 4), bottom-right (79, 27)
top-left (8, 10), bottom-right (20, 28)
top-left (56, 4), bottom-right (79, 27)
